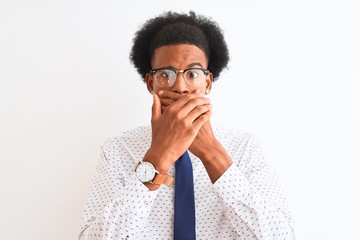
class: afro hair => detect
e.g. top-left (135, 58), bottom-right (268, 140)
top-left (129, 11), bottom-right (229, 82)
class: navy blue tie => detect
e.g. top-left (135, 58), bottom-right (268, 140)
top-left (174, 151), bottom-right (196, 240)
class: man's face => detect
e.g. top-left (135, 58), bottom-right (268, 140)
top-left (146, 44), bottom-right (213, 96)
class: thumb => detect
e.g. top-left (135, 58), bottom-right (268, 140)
top-left (151, 93), bottom-right (161, 123)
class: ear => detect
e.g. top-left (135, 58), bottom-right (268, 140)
top-left (145, 73), bottom-right (154, 94)
top-left (205, 72), bottom-right (213, 94)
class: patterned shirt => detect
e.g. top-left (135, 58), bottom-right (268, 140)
top-left (79, 125), bottom-right (295, 240)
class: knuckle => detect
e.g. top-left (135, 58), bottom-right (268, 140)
top-left (167, 105), bottom-right (175, 114)
top-left (194, 97), bottom-right (202, 104)
top-left (174, 112), bottom-right (182, 121)
top-left (197, 105), bottom-right (208, 113)
top-left (186, 126), bottom-right (194, 134)
top-left (194, 106), bottom-right (203, 114)
top-left (181, 120), bottom-right (189, 128)
top-left (185, 94), bottom-right (196, 101)
top-left (188, 98), bottom-right (199, 107)
top-left (177, 120), bottom-right (188, 130)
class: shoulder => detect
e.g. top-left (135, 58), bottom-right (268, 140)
top-left (102, 125), bottom-right (151, 147)
top-left (213, 124), bottom-right (261, 147)
top-left (213, 124), bottom-right (266, 162)
top-left (100, 125), bottom-right (152, 163)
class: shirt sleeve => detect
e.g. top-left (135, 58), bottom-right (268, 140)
top-left (78, 138), bottom-right (158, 240)
top-left (212, 134), bottom-right (296, 240)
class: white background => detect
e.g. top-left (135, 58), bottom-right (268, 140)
top-left (1, 0), bottom-right (359, 239)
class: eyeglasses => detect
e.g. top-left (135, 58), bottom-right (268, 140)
top-left (150, 67), bottom-right (210, 87)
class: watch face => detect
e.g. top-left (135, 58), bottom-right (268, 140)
top-left (136, 161), bottom-right (155, 182)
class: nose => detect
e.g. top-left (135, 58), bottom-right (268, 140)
top-left (170, 72), bottom-right (189, 94)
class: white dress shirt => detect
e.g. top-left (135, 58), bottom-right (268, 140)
top-left (79, 125), bottom-right (295, 240)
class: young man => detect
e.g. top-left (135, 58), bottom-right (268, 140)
top-left (79, 11), bottom-right (295, 239)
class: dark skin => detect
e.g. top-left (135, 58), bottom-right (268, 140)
top-left (143, 44), bottom-right (233, 190)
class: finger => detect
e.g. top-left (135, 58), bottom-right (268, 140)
top-left (192, 109), bottom-right (212, 131)
top-left (187, 104), bottom-right (213, 123)
top-left (160, 91), bottom-right (206, 108)
top-left (167, 97), bottom-right (211, 121)
top-left (160, 98), bottom-right (176, 107)
top-left (167, 92), bottom-right (207, 114)
top-left (159, 90), bottom-right (182, 101)
top-left (181, 97), bottom-right (211, 115)
top-left (151, 93), bottom-right (161, 123)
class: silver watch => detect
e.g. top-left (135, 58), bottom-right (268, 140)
top-left (135, 161), bottom-right (158, 182)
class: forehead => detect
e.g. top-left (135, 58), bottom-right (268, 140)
top-left (151, 44), bottom-right (208, 68)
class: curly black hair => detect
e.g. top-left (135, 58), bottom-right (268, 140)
top-left (129, 11), bottom-right (229, 82)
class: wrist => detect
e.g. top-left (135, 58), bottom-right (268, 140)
top-left (144, 182), bottom-right (160, 191)
top-left (195, 138), bottom-right (222, 161)
top-left (199, 141), bottom-right (232, 166)
top-left (143, 147), bottom-right (174, 174)
top-left (198, 143), bottom-right (233, 183)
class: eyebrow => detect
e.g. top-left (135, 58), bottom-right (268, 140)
top-left (153, 62), bottom-right (205, 70)
top-left (188, 62), bottom-right (204, 68)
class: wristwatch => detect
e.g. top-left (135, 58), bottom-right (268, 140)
top-left (135, 161), bottom-right (173, 187)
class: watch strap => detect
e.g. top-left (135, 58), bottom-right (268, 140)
top-left (152, 172), bottom-right (174, 187)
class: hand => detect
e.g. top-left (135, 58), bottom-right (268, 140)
top-left (158, 90), bottom-right (182, 113)
top-left (157, 90), bottom-right (217, 159)
top-left (153, 90), bottom-right (232, 183)
top-left (144, 91), bottom-right (212, 173)
top-left (188, 120), bottom-right (217, 159)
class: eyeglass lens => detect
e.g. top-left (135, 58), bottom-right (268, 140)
top-left (154, 69), bottom-right (205, 87)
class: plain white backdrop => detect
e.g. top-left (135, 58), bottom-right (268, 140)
top-left (1, 0), bottom-right (359, 239)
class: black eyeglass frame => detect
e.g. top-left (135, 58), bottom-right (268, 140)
top-left (150, 67), bottom-right (210, 76)
top-left (149, 67), bottom-right (210, 87)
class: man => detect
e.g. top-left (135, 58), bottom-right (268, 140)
top-left (79, 11), bottom-right (295, 239)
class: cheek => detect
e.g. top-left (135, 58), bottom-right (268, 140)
top-left (190, 84), bottom-right (207, 94)
top-left (152, 85), bottom-right (166, 94)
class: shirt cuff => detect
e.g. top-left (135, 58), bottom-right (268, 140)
top-left (119, 173), bottom-right (159, 208)
top-left (212, 163), bottom-right (252, 205)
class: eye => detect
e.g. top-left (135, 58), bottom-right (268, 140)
top-left (186, 69), bottom-right (202, 80)
top-left (159, 70), bottom-right (175, 79)
top-left (154, 69), bottom-right (176, 87)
